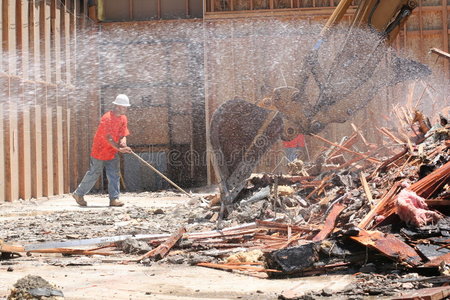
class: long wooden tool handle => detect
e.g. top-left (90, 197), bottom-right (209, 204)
top-left (130, 151), bottom-right (192, 198)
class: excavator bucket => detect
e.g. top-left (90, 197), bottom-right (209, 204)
top-left (209, 99), bottom-right (283, 215)
top-left (209, 0), bottom-right (431, 218)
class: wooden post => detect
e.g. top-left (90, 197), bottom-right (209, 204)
top-left (18, 88), bottom-right (32, 200)
top-left (45, 106), bottom-right (54, 196)
top-left (40, 0), bottom-right (51, 82)
top-left (17, 0), bottom-right (32, 201)
top-left (55, 105), bottom-right (64, 194)
top-left (0, 103), bottom-right (4, 202)
top-left (51, 0), bottom-right (61, 83)
top-left (5, 81), bottom-right (19, 202)
top-left (30, 104), bottom-right (43, 199)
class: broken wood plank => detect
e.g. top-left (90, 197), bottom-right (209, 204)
top-left (312, 134), bottom-right (381, 163)
top-left (422, 252), bottom-right (450, 267)
top-left (360, 173), bottom-right (374, 208)
top-left (351, 229), bottom-right (423, 267)
top-left (197, 262), bottom-right (281, 273)
top-left (312, 202), bottom-right (346, 241)
top-left (392, 285), bottom-right (450, 300)
top-left (358, 182), bottom-right (403, 229)
top-left (138, 226), bottom-right (186, 261)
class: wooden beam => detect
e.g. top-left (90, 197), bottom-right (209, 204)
top-left (64, 106), bottom-right (70, 193)
top-left (61, 2), bottom-right (71, 84)
top-left (17, 0), bottom-right (29, 79)
top-left (18, 83), bottom-right (32, 200)
top-left (17, 1), bottom-right (31, 201)
top-left (40, 0), bottom-right (51, 82)
top-left (5, 79), bottom-right (20, 202)
top-left (55, 105), bottom-right (64, 194)
top-left (68, 90), bottom-right (78, 191)
top-left (442, 0), bottom-right (449, 82)
top-left (30, 104), bottom-right (43, 199)
top-left (45, 106), bottom-right (54, 196)
top-left (0, 103), bottom-right (4, 202)
top-left (29, 0), bottom-right (41, 81)
top-left (4, 0), bottom-right (17, 73)
top-left (51, 0), bottom-right (61, 82)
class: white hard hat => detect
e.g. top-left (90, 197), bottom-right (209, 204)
top-left (112, 94), bottom-right (130, 107)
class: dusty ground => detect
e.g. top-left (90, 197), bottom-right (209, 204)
top-left (0, 192), bottom-right (359, 300)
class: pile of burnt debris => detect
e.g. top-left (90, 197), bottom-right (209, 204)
top-left (1, 108), bottom-right (449, 299)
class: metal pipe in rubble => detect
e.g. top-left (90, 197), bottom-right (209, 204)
top-left (130, 151), bottom-right (192, 198)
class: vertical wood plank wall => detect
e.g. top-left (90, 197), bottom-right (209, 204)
top-left (0, 0), bottom-right (96, 202)
top-left (1, 1), bottom-right (449, 199)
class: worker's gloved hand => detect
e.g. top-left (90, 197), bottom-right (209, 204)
top-left (119, 146), bottom-right (132, 153)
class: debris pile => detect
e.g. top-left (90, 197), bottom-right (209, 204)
top-left (0, 108), bottom-right (449, 298)
top-left (7, 275), bottom-right (64, 300)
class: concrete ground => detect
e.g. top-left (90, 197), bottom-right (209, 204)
top-left (0, 193), bottom-right (356, 299)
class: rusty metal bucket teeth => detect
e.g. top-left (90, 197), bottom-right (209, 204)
top-left (210, 99), bottom-right (283, 213)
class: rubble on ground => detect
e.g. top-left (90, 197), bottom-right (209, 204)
top-left (0, 108), bottom-right (449, 299)
top-left (7, 275), bottom-right (64, 300)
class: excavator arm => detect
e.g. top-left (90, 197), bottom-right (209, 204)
top-left (210, 0), bottom-right (431, 218)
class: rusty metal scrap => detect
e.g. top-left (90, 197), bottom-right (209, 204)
top-left (312, 202), bottom-right (346, 241)
top-left (351, 230), bottom-right (423, 267)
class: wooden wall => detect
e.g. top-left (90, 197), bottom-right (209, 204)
top-left (1, 0), bottom-right (448, 199)
top-left (0, 0), bottom-right (99, 202)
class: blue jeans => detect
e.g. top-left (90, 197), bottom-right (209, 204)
top-left (73, 155), bottom-right (121, 200)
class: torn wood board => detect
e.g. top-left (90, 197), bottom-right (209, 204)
top-left (392, 285), bottom-right (450, 300)
top-left (351, 230), bottom-right (423, 267)
top-left (138, 226), bottom-right (186, 261)
top-left (358, 182), bottom-right (402, 229)
top-left (312, 202), bottom-right (346, 241)
top-left (197, 262), bottom-right (281, 273)
top-left (312, 133), bottom-right (381, 163)
top-left (360, 173), bottom-right (374, 208)
top-left (422, 252), bottom-right (450, 267)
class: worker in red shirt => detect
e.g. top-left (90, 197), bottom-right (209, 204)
top-left (283, 134), bottom-right (305, 162)
top-left (72, 94), bottom-right (132, 207)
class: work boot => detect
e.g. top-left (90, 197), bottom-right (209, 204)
top-left (72, 193), bottom-right (87, 207)
top-left (110, 199), bottom-right (124, 207)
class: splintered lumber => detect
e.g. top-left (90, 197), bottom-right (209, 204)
top-left (326, 132), bottom-right (359, 161)
top-left (358, 182), bottom-right (403, 229)
top-left (377, 127), bottom-right (405, 145)
top-left (392, 286), bottom-right (450, 300)
top-left (409, 161), bottom-right (450, 199)
top-left (372, 146), bottom-right (408, 175)
top-left (312, 134), bottom-right (381, 163)
top-left (430, 47), bottom-right (450, 59)
top-left (312, 202), bottom-right (346, 241)
top-left (351, 230), bottom-right (422, 267)
top-left (0, 241), bottom-right (113, 256)
top-left (255, 220), bottom-right (318, 233)
top-left (422, 252), bottom-right (450, 267)
top-left (360, 173), bottom-right (374, 208)
top-left (138, 226), bottom-right (186, 261)
top-left (356, 160), bottom-right (449, 230)
top-left (197, 262), bottom-right (281, 273)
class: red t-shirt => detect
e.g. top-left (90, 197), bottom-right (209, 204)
top-left (91, 111), bottom-right (130, 160)
top-left (283, 134), bottom-right (305, 148)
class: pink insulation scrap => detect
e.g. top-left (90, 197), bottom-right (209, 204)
top-left (395, 189), bottom-right (443, 227)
